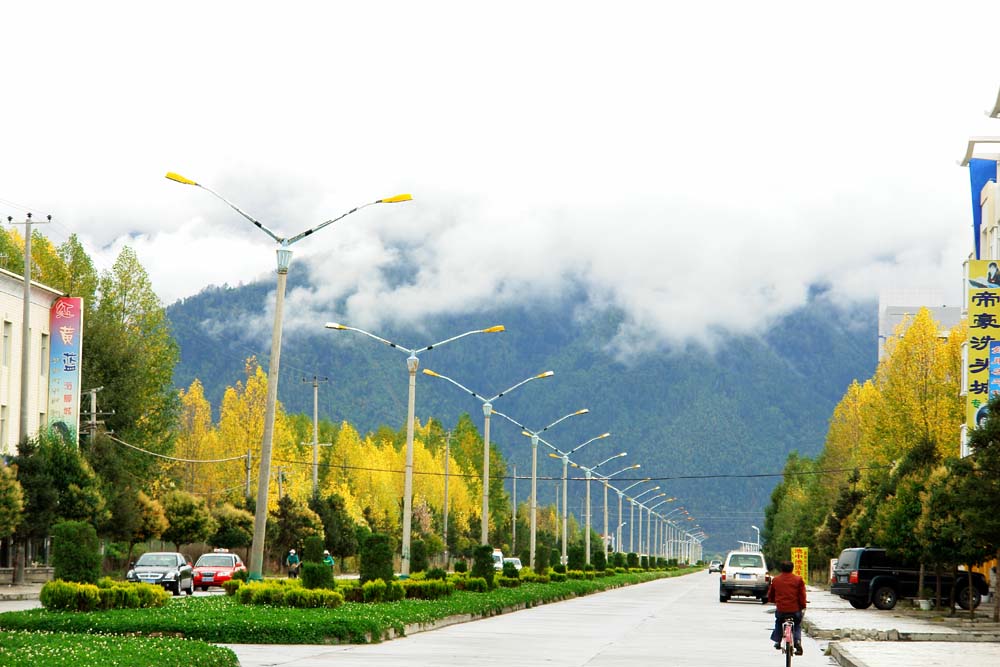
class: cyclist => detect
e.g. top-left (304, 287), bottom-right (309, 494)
top-left (767, 560), bottom-right (806, 655)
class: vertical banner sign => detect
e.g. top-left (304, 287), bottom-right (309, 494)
top-left (967, 261), bottom-right (1000, 428)
top-left (47, 297), bottom-right (84, 444)
top-left (791, 547), bottom-right (808, 579)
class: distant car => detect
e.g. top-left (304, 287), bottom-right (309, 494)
top-left (708, 559), bottom-right (722, 573)
top-left (127, 551), bottom-right (194, 596)
top-left (192, 549), bottom-right (246, 591)
top-left (492, 548), bottom-right (504, 571)
top-left (503, 557), bottom-right (523, 571)
top-left (719, 551), bottom-right (770, 603)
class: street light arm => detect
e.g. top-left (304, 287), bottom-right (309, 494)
top-left (621, 477), bottom-right (652, 494)
top-left (165, 172), bottom-right (284, 244)
top-left (422, 368), bottom-right (485, 402)
top-left (591, 452), bottom-right (627, 471)
top-left (569, 432), bottom-right (611, 455)
top-left (325, 323), bottom-right (413, 354)
top-left (540, 408), bottom-right (589, 433)
top-left (528, 432), bottom-right (564, 455)
top-left (490, 408), bottom-right (529, 431)
top-left (284, 201), bottom-right (375, 246)
top-left (488, 370), bottom-right (554, 402)
top-left (415, 325), bottom-right (504, 354)
top-left (603, 463), bottom-right (640, 480)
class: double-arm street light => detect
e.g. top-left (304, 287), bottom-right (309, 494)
top-left (325, 324), bottom-right (504, 574)
top-left (629, 485), bottom-right (660, 555)
top-left (545, 431), bottom-right (611, 564)
top-left (594, 464), bottom-right (641, 557)
top-left (489, 408), bottom-right (589, 568)
top-left (166, 171), bottom-right (411, 580)
top-left (647, 497), bottom-right (674, 559)
top-left (617, 478), bottom-right (651, 553)
top-left (421, 369), bottom-right (554, 545)
top-left (573, 452), bottom-right (627, 565)
top-left (640, 492), bottom-right (667, 556)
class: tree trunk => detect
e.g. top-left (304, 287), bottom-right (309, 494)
top-left (994, 548), bottom-right (999, 624)
top-left (918, 563), bottom-right (925, 600)
top-left (968, 568), bottom-right (975, 621)
top-left (12, 538), bottom-right (25, 585)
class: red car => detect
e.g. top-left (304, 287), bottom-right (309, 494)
top-left (192, 550), bottom-right (246, 590)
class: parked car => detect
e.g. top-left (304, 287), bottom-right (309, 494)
top-left (192, 549), bottom-right (246, 591)
top-left (126, 551), bottom-right (194, 596)
top-left (719, 550), bottom-right (769, 603)
top-left (830, 547), bottom-right (988, 610)
top-left (503, 557), bottom-right (523, 571)
top-left (708, 559), bottom-right (722, 573)
top-left (492, 548), bottom-right (505, 571)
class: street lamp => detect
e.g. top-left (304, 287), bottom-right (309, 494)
top-left (594, 464), bottom-right (640, 558)
top-left (325, 323), bottom-right (504, 574)
top-left (421, 368), bottom-right (554, 545)
top-left (648, 498), bottom-right (673, 559)
top-left (489, 408), bottom-right (589, 568)
top-left (573, 452), bottom-right (626, 565)
top-left (618, 478), bottom-right (651, 553)
top-left (545, 431), bottom-right (611, 565)
top-left (751, 524), bottom-right (760, 552)
top-left (629, 486), bottom-right (660, 558)
top-left (166, 171), bottom-right (411, 581)
top-left (642, 493), bottom-right (666, 556)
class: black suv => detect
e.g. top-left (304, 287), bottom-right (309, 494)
top-left (830, 547), bottom-right (988, 610)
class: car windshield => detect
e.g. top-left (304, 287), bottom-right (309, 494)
top-left (836, 549), bottom-right (861, 570)
top-left (728, 554), bottom-right (763, 568)
top-left (195, 555), bottom-right (235, 567)
top-left (136, 554), bottom-right (178, 567)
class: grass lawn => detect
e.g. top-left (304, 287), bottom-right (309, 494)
top-left (0, 629), bottom-right (238, 667)
top-left (0, 568), bottom-right (697, 645)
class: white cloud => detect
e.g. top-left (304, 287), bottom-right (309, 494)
top-left (1, 1), bottom-right (998, 348)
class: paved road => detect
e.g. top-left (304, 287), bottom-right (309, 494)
top-left (228, 571), bottom-right (836, 667)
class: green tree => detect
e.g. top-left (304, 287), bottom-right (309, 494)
top-left (161, 490), bottom-right (216, 550)
top-left (359, 532), bottom-right (395, 584)
top-left (961, 393), bottom-right (1000, 621)
top-left (51, 520), bottom-right (101, 583)
top-left (308, 492), bottom-right (358, 567)
top-left (210, 503), bottom-right (254, 551)
top-left (266, 495), bottom-right (323, 562)
top-left (0, 463), bottom-right (23, 541)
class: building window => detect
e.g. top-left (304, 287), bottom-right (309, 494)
top-left (2, 321), bottom-right (10, 368)
top-left (40, 332), bottom-right (49, 377)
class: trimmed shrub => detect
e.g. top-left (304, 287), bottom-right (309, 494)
top-left (533, 544), bottom-right (549, 575)
top-left (461, 576), bottom-right (488, 593)
top-left (567, 545), bottom-right (585, 571)
top-left (612, 552), bottom-right (626, 568)
top-left (592, 549), bottom-right (607, 571)
top-left (549, 572), bottom-right (567, 582)
top-left (51, 520), bottom-right (101, 584)
top-left (497, 575), bottom-right (521, 588)
top-left (532, 574), bottom-right (551, 584)
top-left (471, 545), bottom-right (495, 589)
top-left (453, 560), bottom-right (468, 573)
top-left (626, 552), bottom-right (639, 568)
top-left (339, 585), bottom-right (363, 603)
top-left (222, 579), bottom-right (243, 596)
top-left (359, 533), bottom-right (395, 584)
top-left (40, 580), bottom-right (168, 611)
top-left (502, 561), bottom-right (519, 578)
top-left (362, 578), bottom-right (388, 603)
top-left (567, 570), bottom-right (584, 580)
top-left (426, 567), bottom-right (447, 580)
top-left (402, 579), bottom-right (453, 599)
top-left (303, 535), bottom-right (325, 563)
top-left (640, 556), bottom-right (649, 569)
top-left (410, 539), bottom-right (429, 573)
top-left (300, 561), bottom-right (335, 590)
top-left (283, 587), bottom-right (344, 609)
top-left (386, 580), bottom-right (406, 602)
top-left (583, 563), bottom-right (595, 572)
top-left (552, 563), bottom-right (566, 574)
top-left (231, 568), bottom-right (250, 582)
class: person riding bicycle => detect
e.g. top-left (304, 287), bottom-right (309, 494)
top-left (767, 560), bottom-right (806, 655)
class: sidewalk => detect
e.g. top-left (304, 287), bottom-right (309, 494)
top-left (0, 583), bottom-right (42, 601)
top-left (805, 586), bottom-right (1000, 667)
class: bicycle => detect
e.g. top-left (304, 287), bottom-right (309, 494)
top-left (777, 613), bottom-right (796, 667)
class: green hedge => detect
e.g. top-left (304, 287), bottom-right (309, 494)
top-left (0, 568), bottom-right (700, 645)
top-left (51, 521), bottom-right (101, 584)
top-left (235, 582), bottom-right (343, 609)
top-left (40, 580), bottom-right (169, 611)
top-left (0, 629), bottom-right (238, 667)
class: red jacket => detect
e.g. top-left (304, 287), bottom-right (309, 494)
top-left (768, 572), bottom-right (806, 613)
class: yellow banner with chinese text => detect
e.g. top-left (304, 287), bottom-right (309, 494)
top-left (791, 547), bottom-right (808, 579)
top-left (966, 260), bottom-right (1000, 427)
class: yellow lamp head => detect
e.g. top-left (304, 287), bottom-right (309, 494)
top-left (165, 172), bottom-right (198, 186)
top-left (379, 194), bottom-right (412, 203)
top-left (537, 370), bottom-right (555, 379)
top-left (324, 322), bottom-right (346, 330)
top-left (482, 325), bottom-right (505, 333)
top-left (422, 369), bottom-right (441, 377)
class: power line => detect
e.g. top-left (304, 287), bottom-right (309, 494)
top-left (107, 434), bottom-right (247, 464)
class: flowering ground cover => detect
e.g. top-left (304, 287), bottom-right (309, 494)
top-left (0, 629), bottom-right (239, 666)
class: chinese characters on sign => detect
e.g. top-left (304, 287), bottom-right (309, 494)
top-left (967, 261), bottom-right (1000, 429)
top-left (47, 297), bottom-right (84, 444)
top-left (790, 547), bottom-right (808, 580)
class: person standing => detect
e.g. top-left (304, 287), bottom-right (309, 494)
top-left (323, 550), bottom-right (335, 571)
top-left (767, 560), bottom-right (807, 655)
top-left (285, 549), bottom-right (300, 578)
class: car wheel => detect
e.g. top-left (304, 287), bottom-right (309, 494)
top-left (201, 586), bottom-right (209, 592)
top-left (185, 579), bottom-right (194, 595)
top-left (171, 582), bottom-right (180, 596)
top-left (720, 593), bottom-right (729, 602)
top-left (760, 596), bottom-right (768, 604)
top-left (956, 587), bottom-right (981, 610)
top-left (849, 598), bottom-right (872, 609)
top-left (872, 585), bottom-right (897, 610)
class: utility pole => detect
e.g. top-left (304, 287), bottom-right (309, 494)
top-left (245, 449), bottom-right (252, 500)
top-left (301, 376), bottom-right (328, 497)
top-left (9, 213), bottom-right (50, 445)
top-left (511, 464), bottom-right (517, 554)
top-left (443, 431), bottom-right (451, 564)
top-left (277, 466), bottom-right (286, 499)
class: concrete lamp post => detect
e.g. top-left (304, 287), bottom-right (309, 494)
top-left (421, 368), bottom-right (554, 546)
top-left (166, 171), bottom-right (410, 581)
top-left (592, 464), bottom-right (639, 559)
top-left (572, 452), bottom-right (627, 566)
top-left (325, 323), bottom-right (504, 574)
top-left (544, 431), bottom-right (611, 565)
top-left (489, 408), bottom-right (590, 568)
top-left (617, 478), bottom-right (651, 553)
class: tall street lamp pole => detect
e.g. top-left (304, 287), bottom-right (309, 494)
top-left (490, 408), bottom-right (589, 568)
top-left (751, 524), bottom-right (760, 552)
top-left (594, 464), bottom-right (640, 558)
top-left (421, 369), bottom-right (554, 545)
top-left (545, 431), bottom-right (610, 565)
top-left (166, 172), bottom-right (411, 580)
top-left (630, 486), bottom-right (661, 557)
top-left (618, 478), bottom-right (650, 554)
top-left (326, 323), bottom-right (504, 574)
top-left (648, 498), bottom-right (673, 559)
top-left (574, 452), bottom-right (626, 566)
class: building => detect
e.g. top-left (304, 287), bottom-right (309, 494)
top-left (0, 267), bottom-right (67, 456)
top-left (877, 288), bottom-right (962, 361)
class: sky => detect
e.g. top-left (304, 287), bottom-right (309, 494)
top-left (3, 1), bottom-right (1000, 353)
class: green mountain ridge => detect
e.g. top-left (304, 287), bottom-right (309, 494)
top-left (166, 279), bottom-right (876, 553)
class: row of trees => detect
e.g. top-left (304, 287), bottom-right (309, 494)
top-left (763, 309), bottom-right (1000, 618)
top-left (0, 228), bottom-right (609, 574)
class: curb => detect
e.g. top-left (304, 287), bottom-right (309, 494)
top-left (0, 592), bottom-right (39, 602)
top-left (805, 616), bottom-right (1000, 642)
top-left (829, 642), bottom-right (870, 667)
